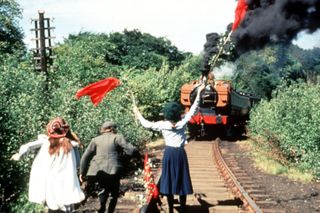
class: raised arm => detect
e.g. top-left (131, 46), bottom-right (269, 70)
top-left (178, 84), bottom-right (205, 126)
top-left (133, 105), bottom-right (163, 131)
top-left (11, 134), bottom-right (47, 161)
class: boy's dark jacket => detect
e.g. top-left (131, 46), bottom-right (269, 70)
top-left (80, 132), bottom-right (135, 176)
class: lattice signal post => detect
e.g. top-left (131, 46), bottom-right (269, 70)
top-left (31, 11), bottom-right (55, 73)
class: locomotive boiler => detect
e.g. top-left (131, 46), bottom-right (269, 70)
top-left (180, 79), bottom-right (259, 138)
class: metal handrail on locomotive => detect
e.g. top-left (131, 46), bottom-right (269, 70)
top-left (180, 79), bottom-right (259, 137)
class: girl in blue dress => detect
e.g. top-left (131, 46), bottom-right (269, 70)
top-left (133, 84), bottom-right (205, 213)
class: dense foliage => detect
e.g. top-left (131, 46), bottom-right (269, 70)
top-left (0, 30), bottom-right (199, 211)
top-left (67, 29), bottom-right (191, 70)
top-left (0, 53), bottom-right (48, 211)
top-left (51, 30), bottom-right (197, 144)
top-left (289, 46), bottom-right (320, 84)
top-left (232, 44), bottom-right (320, 99)
top-left (233, 44), bottom-right (320, 177)
top-left (0, 0), bottom-right (25, 54)
top-left (2, 1), bottom-right (320, 211)
top-left (249, 81), bottom-right (320, 177)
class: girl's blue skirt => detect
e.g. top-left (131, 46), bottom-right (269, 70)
top-left (159, 146), bottom-right (193, 195)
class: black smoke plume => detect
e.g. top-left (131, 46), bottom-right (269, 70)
top-left (233, 0), bottom-right (320, 53)
top-left (200, 24), bottom-right (236, 76)
top-left (201, 32), bottom-right (221, 75)
top-left (201, 0), bottom-right (320, 76)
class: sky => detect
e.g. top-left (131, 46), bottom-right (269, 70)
top-left (18, 0), bottom-right (320, 54)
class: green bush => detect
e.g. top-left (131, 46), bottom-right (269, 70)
top-left (8, 191), bottom-right (44, 213)
top-left (0, 53), bottom-right (48, 212)
top-left (249, 81), bottom-right (320, 177)
top-left (1, 31), bottom-right (200, 211)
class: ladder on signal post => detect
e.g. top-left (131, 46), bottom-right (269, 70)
top-left (31, 10), bottom-right (56, 73)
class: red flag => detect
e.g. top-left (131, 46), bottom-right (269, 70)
top-left (232, 0), bottom-right (248, 31)
top-left (143, 152), bottom-right (159, 201)
top-left (75, 77), bottom-right (120, 106)
top-left (144, 152), bottom-right (151, 182)
top-left (144, 152), bottom-right (149, 169)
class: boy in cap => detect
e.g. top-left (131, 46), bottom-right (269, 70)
top-left (79, 121), bottom-right (136, 213)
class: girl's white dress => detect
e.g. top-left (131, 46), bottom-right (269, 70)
top-left (18, 134), bottom-right (85, 211)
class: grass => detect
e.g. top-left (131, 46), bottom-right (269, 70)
top-left (241, 139), bottom-right (314, 182)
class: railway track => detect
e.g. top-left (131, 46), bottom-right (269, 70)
top-left (215, 139), bottom-right (285, 213)
top-left (76, 138), bottom-right (286, 212)
top-left (145, 138), bottom-right (286, 213)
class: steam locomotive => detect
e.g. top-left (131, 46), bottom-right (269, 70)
top-left (180, 79), bottom-right (259, 138)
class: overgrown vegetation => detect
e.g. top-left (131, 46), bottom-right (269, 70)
top-left (232, 44), bottom-right (320, 99)
top-left (0, 0), bottom-right (25, 54)
top-left (0, 27), bottom-right (199, 211)
top-left (1, 0), bottom-right (320, 211)
top-left (248, 81), bottom-right (320, 178)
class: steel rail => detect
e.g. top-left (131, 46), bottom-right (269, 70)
top-left (212, 138), bottom-right (262, 213)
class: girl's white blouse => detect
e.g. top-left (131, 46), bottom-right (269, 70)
top-left (136, 95), bottom-right (200, 147)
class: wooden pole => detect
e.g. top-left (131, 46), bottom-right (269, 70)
top-left (38, 11), bottom-right (47, 74)
top-left (209, 31), bottom-right (233, 71)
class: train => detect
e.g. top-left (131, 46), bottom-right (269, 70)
top-left (180, 78), bottom-right (260, 138)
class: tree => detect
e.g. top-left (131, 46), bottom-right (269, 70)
top-left (232, 45), bottom-right (281, 99)
top-left (290, 46), bottom-right (320, 84)
top-left (66, 30), bottom-right (190, 71)
top-left (107, 29), bottom-right (190, 70)
top-left (0, 0), bottom-right (25, 54)
top-left (232, 44), bottom-right (308, 99)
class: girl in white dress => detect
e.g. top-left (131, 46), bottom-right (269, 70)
top-left (11, 118), bottom-right (85, 212)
